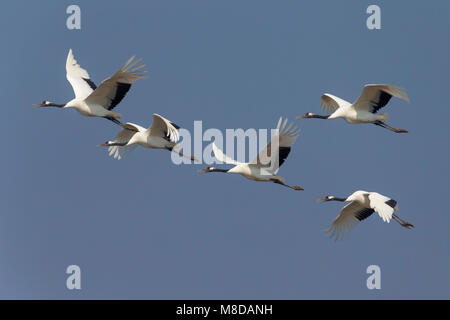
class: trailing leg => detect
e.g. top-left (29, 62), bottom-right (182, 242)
top-left (166, 147), bottom-right (198, 162)
top-left (271, 179), bottom-right (304, 191)
top-left (374, 121), bottom-right (408, 133)
top-left (392, 213), bottom-right (414, 229)
top-left (105, 116), bottom-right (122, 125)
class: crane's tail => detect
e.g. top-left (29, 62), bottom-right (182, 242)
top-left (379, 113), bottom-right (388, 122)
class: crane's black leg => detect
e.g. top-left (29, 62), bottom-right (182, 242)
top-left (105, 117), bottom-right (122, 125)
top-left (374, 121), bottom-right (408, 133)
top-left (392, 213), bottom-right (414, 229)
top-left (166, 147), bottom-right (198, 162)
top-left (271, 179), bottom-right (304, 191)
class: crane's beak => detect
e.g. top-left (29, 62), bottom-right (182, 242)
top-left (198, 167), bottom-right (212, 174)
top-left (34, 102), bottom-right (46, 107)
top-left (296, 113), bottom-right (311, 119)
top-left (96, 143), bottom-right (109, 147)
top-left (317, 196), bottom-right (330, 204)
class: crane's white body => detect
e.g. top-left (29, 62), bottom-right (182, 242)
top-left (325, 97), bottom-right (387, 124)
top-left (101, 114), bottom-right (180, 160)
top-left (63, 98), bottom-right (119, 118)
top-left (226, 164), bottom-right (280, 182)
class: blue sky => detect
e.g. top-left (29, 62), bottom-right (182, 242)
top-left (1, 1), bottom-right (449, 299)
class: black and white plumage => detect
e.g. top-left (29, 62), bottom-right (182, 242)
top-left (199, 117), bottom-right (304, 191)
top-left (35, 49), bottom-right (146, 124)
top-left (297, 84), bottom-right (410, 133)
top-left (97, 113), bottom-right (196, 161)
top-left (319, 190), bottom-right (414, 240)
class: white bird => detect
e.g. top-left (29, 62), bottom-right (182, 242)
top-left (319, 190), bottom-right (414, 240)
top-left (97, 113), bottom-right (197, 161)
top-left (297, 84), bottom-right (409, 133)
top-left (199, 117), bottom-right (304, 191)
top-left (35, 49), bottom-right (146, 124)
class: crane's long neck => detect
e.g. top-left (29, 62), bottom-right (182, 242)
top-left (199, 166), bottom-right (230, 174)
top-left (297, 113), bottom-right (329, 120)
top-left (45, 103), bottom-right (66, 108)
top-left (107, 142), bottom-right (127, 147)
top-left (210, 168), bottom-right (229, 173)
top-left (308, 114), bottom-right (329, 119)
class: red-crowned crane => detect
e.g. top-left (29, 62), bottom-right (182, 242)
top-left (319, 190), bottom-right (414, 240)
top-left (35, 49), bottom-right (146, 125)
top-left (199, 117), bottom-right (304, 191)
top-left (97, 113), bottom-right (196, 161)
top-left (297, 84), bottom-right (409, 133)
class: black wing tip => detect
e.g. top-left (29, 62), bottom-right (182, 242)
top-left (170, 121), bottom-right (180, 130)
top-left (107, 82), bottom-right (132, 110)
top-left (278, 146), bottom-right (291, 167)
top-left (355, 208), bottom-right (375, 221)
top-left (372, 91), bottom-right (393, 113)
top-left (82, 78), bottom-right (97, 90)
top-left (385, 199), bottom-right (397, 209)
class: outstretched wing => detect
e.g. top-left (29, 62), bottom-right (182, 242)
top-left (107, 122), bottom-right (144, 160)
top-left (251, 117), bottom-right (299, 173)
top-left (211, 142), bottom-right (244, 165)
top-left (66, 49), bottom-right (97, 100)
top-left (148, 114), bottom-right (180, 143)
top-left (353, 84), bottom-right (409, 113)
top-left (320, 94), bottom-right (352, 114)
top-left (327, 201), bottom-right (375, 241)
top-left (368, 192), bottom-right (395, 223)
top-left (85, 56), bottom-right (146, 110)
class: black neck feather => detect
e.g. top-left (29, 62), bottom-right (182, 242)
top-left (211, 168), bottom-right (229, 173)
top-left (311, 114), bottom-right (329, 119)
top-left (47, 103), bottom-right (65, 108)
top-left (331, 197), bottom-right (347, 202)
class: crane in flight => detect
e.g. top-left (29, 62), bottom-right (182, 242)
top-left (35, 49), bottom-right (146, 125)
top-left (297, 84), bottom-right (409, 133)
top-left (97, 114), bottom-right (197, 161)
top-left (319, 190), bottom-right (414, 240)
top-left (199, 117), bottom-right (304, 191)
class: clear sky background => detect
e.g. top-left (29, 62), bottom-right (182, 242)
top-left (1, 1), bottom-right (449, 299)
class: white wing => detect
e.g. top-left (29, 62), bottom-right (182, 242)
top-left (251, 117), bottom-right (300, 173)
top-left (85, 56), bottom-right (146, 110)
top-left (107, 122), bottom-right (144, 160)
top-left (66, 49), bottom-right (97, 100)
top-left (327, 201), bottom-right (375, 241)
top-left (211, 142), bottom-right (244, 165)
top-left (353, 84), bottom-right (409, 113)
top-left (368, 192), bottom-right (395, 223)
top-left (148, 114), bottom-right (180, 143)
top-left (320, 94), bottom-right (352, 113)
top-left (121, 122), bottom-right (147, 133)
